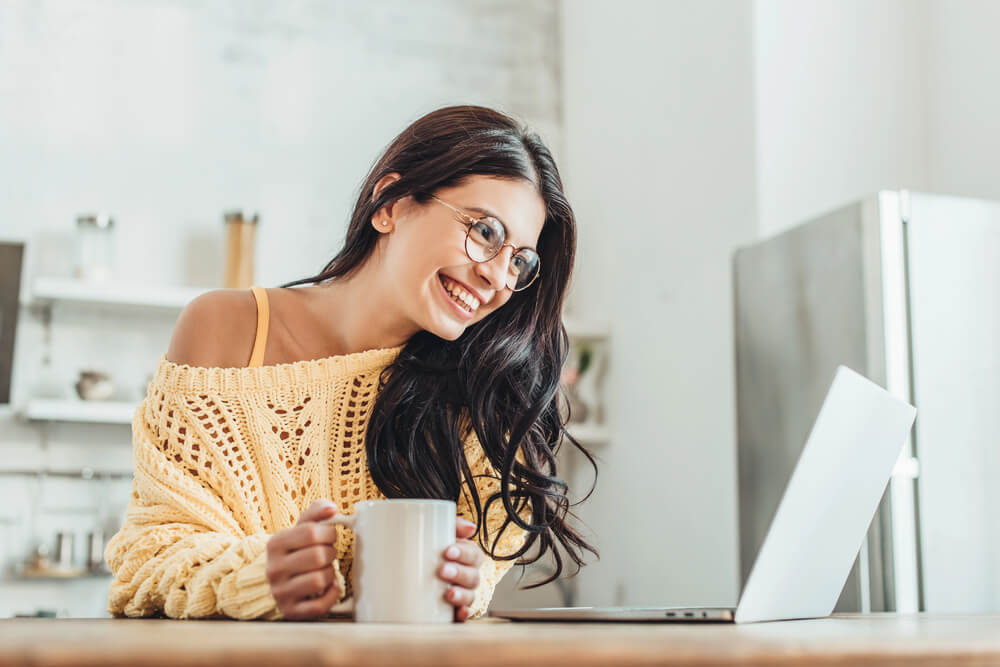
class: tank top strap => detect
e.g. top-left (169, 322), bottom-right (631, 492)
top-left (248, 286), bottom-right (270, 368)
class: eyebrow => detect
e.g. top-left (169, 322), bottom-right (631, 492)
top-left (463, 205), bottom-right (536, 250)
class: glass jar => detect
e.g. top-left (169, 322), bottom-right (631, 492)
top-left (74, 213), bottom-right (115, 283)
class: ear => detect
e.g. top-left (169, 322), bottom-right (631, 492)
top-left (371, 172), bottom-right (403, 233)
top-left (371, 213), bottom-right (393, 234)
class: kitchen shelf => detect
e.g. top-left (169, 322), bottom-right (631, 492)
top-left (22, 398), bottom-right (610, 446)
top-left (563, 316), bottom-right (611, 341)
top-left (11, 570), bottom-right (112, 581)
top-left (0, 468), bottom-right (132, 479)
top-left (565, 422), bottom-right (610, 447)
top-left (22, 397), bottom-right (612, 446)
top-left (22, 398), bottom-right (137, 425)
top-left (27, 277), bottom-right (207, 310)
top-left (24, 280), bottom-right (608, 337)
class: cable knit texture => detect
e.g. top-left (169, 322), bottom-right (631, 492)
top-left (105, 344), bottom-right (528, 620)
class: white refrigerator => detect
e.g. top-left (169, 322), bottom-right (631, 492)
top-left (733, 190), bottom-right (1000, 613)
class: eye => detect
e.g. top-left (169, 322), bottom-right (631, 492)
top-left (469, 218), bottom-right (504, 251)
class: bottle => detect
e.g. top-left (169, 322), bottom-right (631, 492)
top-left (223, 210), bottom-right (259, 288)
top-left (87, 530), bottom-right (108, 573)
top-left (55, 532), bottom-right (74, 571)
top-left (74, 213), bottom-right (115, 283)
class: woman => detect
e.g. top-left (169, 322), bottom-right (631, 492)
top-left (105, 105), bottom-right (597, 622)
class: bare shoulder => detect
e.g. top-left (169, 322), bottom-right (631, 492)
top-left (165, 288), bottom-right (259, 368)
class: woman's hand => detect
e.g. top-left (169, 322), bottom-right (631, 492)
top-left (438, 517), bottom-right (485, 622)
top-left (266, 499), bottom-right (342, 620)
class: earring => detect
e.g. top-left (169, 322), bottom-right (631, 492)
top-left (382, 221), bottom-right (388, 226)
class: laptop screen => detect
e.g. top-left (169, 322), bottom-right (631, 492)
top-left (0, 242), bottom-right (24, 404)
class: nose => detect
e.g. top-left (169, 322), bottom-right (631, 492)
top-left (475, 246), bottom-right (513, 291)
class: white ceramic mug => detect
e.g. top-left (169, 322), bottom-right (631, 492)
top-left (324, 499), bottom-right (456, 623)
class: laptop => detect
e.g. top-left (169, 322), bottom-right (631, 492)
top-left (490, 365), bottom-right (917, 624)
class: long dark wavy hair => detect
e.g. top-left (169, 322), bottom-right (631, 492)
top-left (283, 105), bottom-right (598, 587)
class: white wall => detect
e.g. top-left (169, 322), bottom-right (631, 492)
top-left (0, 0), bottom-right (562, 290)
top-left (922, 0), bottom-right (1000, 202)
top-left (753, 0), bottom-right (927, 237)
top-left (754, 0), bottom-right (1000, 237)
top-left (560, 0), bottom-right (756, 607)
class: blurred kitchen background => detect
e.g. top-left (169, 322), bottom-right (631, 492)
top-left (1, 0), bottom-right (998, 618)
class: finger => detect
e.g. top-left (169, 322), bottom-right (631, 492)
top-left (444, 585), bottom-right (475, 608)
top-left (286, 578), bottom-right (342, 621)
top-left (275, 566), bottom-right (338, 602)
top-left (297, 499), bottom-right (339, 525)
top-left (276, 521), bottom-right (338, 553)
top-left (281, 545), bottom-right (337, 578)
top-left (438, 562), bottom-right (480, 589)
top-left (455, 605), bottom-right (470, 623)
top-left (443, 539), bottom-right (484, 567)
top-left (455, 518), bottom-right (477, 540)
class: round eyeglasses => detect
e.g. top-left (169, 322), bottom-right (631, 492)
top-left (429, 195), bottom-right (541, 292)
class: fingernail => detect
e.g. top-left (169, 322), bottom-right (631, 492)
top-left (446, 546), bottom-right (460, 559)
top-left (442, 564), bottom-right (457, 578)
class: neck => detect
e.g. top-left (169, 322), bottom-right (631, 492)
top-left (308, 257), bottom-right (417, 355)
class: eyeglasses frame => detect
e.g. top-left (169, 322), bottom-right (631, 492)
top-left (427, 194), bottom-right (541, 292)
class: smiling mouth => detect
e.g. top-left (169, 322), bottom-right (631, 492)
top-left (438, 274), bottom-right (480, 315)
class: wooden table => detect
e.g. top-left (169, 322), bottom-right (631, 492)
top-left (2, 613), bottom-right (999, 666)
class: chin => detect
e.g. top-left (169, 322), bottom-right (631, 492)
top-left (421, 327), bottom-right (461, 342)
top-left (421, 313), bottom-right (465, 341)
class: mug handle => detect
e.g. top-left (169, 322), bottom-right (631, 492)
top-left (327, 596), bottom-right (354, 615)
top-left (322, 514), bottom-right (356, 616)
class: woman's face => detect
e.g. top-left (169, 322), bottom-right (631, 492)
top-left (372, 174), bottom-right (547, 341)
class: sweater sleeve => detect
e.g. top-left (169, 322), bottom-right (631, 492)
top-left (457, 430), bottom-right (532, 619)
top-left (105, 386), bottom-right (303, 620)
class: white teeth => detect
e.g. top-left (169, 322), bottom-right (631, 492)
top-left (440, 276), bottom-right (479, 312)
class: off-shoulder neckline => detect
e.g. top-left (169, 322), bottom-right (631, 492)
top-left (150, 344), bottom-right (406, 394)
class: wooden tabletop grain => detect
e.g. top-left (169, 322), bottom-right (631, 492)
top-left (2, 613), bottom-right (999, 667)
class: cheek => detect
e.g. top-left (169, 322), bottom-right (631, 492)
top-left (387, 228), bottom-right (456, 277)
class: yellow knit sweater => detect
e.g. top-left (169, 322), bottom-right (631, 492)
top-left (104, 344), bottom-right (527, 620)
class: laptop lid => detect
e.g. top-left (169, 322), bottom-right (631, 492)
top-left (734, 365), bottom-right (916, 623)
